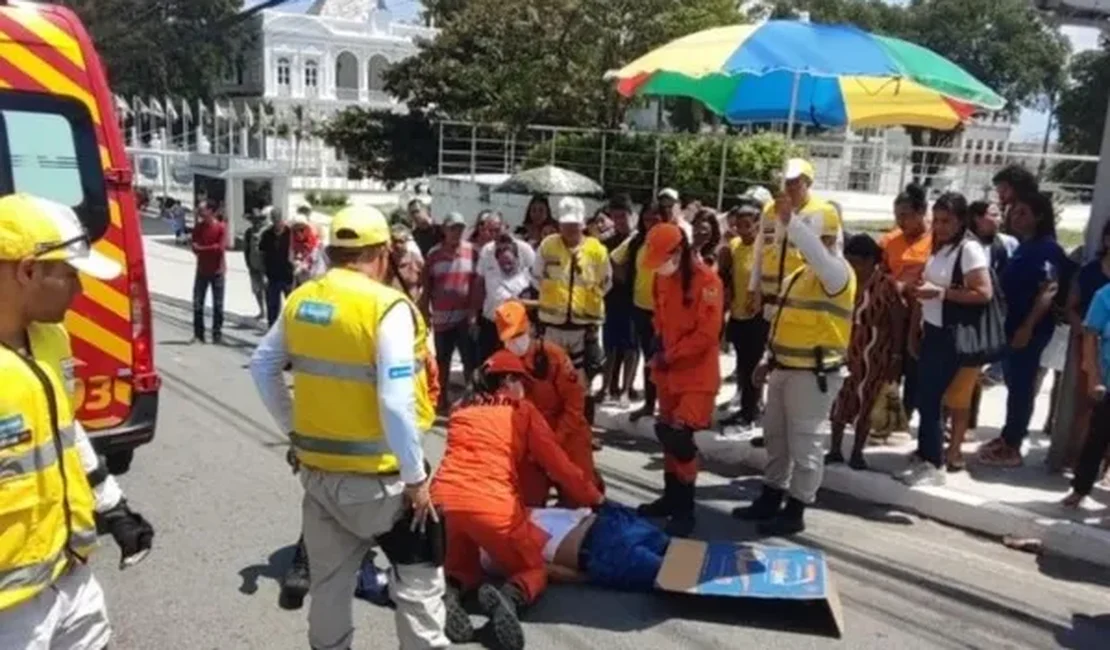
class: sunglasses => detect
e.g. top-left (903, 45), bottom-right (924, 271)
top-left (33, 233), bottom-right (88, 260)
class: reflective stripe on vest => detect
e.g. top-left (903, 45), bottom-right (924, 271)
top-left (769, 342), bottom-right (849, 360)
top-left (778, 297), bottom-right (854, 320)
top-left (289, 432), bottom-right (390, 457)
top-left (0, 424), bottom-right (76, 479)
top-left (289, 355), bottom-right (426, 384)
top-left (0, 526), bottom-right (98, 593)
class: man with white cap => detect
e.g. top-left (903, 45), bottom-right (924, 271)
top-left (533, 196), bottom-right (613, 395)
top-left (250, 204), bottom-right (449, 650)
top-left (0, 194), bottom-right (154, 649)
top-left (733, 172), bottom-right (855, 537)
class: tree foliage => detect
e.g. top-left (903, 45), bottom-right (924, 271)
top-left (523, 131), bottom-right (799, 204)
top-left (387, 0), bottom-right (740, 128)
top-left (57, 0), bottom-right (252, 100)
top-left (1052, 44), bottom-right (1110, 187)
top-left (317, 108), bottom-right (438, 183)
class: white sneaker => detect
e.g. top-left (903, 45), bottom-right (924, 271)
top-left (896, 462), bottom-right (946, 487)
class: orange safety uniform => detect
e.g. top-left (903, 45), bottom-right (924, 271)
top-left (516, 339), bottom-right (600, 506)
top-left (431, 391), bottom-right (602, 603)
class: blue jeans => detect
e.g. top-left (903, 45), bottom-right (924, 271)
top-left (192, 272), bottom-right (225, 340)
top-left (1001, 338), bottom-right (1051, 449)
top-left (580, 503), bottom-right (669, 591)
top-left (914, 325), bottom-right (960, 468)
top-left (266, 278), bottom-right (292, 326)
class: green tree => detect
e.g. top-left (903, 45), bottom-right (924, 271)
top-left (317, 108), bottom-right (438, 183)
top-left (754, 0), bottom-right (1068, 182)
top-left (57, 0), bottom-right (252, 100)
top-left (387, 0), bottom-right (740, 128)
top-left (1052, 45), bottom-right (1110, 187)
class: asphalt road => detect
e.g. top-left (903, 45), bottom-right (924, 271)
top-left (88, 300), bottom-right (1110, 650)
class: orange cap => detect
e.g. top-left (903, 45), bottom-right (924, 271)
top-left (485, 349), bottom-right (527, 376)
top-left (642, 223), bottom-right (685, 270)
top-left (494, 300), bottom-right (530, 342)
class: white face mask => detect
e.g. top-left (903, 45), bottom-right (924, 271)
top-left (505, 335), bottom-right (531, 357)
top-left (655, 257), bottom-right (679, 277)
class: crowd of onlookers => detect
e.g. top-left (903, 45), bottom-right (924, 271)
top-left (188, 163), bottom-right (1110, 509)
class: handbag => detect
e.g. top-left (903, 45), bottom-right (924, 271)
top-left (943, 242), bottom-right (1008, 367)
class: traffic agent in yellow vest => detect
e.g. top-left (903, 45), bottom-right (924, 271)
top-left (0, 194), bottom-right (153, 648)
top-left (534, 197), bottom-right (613, 327)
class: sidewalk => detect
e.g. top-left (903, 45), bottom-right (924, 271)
top-left (141, 234), bottom-right (1110, 568)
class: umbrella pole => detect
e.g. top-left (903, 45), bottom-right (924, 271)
top-left (786, 70), bottom-right (801, 141)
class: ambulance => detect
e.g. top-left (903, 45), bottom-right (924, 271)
top-left (0, 1), bottom-right (159, 473)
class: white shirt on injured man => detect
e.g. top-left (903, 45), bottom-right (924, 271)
top-left (480, 508), bottom-right (592, 572)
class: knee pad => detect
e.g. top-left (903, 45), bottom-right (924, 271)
top-left (654, 421), bottom-right (672, 447)
top-left (668, 427), bottom-right (698, 463)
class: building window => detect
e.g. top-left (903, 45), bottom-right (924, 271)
top-left (367, 54), bottom-right (389, 92)
top-left (277, 57), bottom-right (291, 86)
top-left (305, 60), bottom-right (318, 88)
top-left (335, 51), bottom-right (359, 99)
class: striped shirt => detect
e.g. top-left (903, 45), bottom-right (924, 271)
top-left (426, 241), bottom-right (478, 331)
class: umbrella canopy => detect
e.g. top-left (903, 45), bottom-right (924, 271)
top-left (494, 165), bottom-right (604, 197)
top-left (608, 21), bottom-right (1005, 130)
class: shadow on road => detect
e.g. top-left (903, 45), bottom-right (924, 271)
top-left (238, 543), bottom-right (299, 597)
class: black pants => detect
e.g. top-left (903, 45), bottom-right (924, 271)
top-left (192, 272), bottom-right (225, 340)
top-left (475, 316), bottom-right (501, 366)
top-left (435, 322), bottom-right (477, 393)
top-left (1072, 394), bottom-right (1110, 496)
top-left (266, 278), bottom-right (292, 326)
top-left (728, 317), bottom-right (770, 421)
top-left (632, 307), bottom-right (657, 406)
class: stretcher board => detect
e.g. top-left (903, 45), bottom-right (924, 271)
top-left (655, 539), bottom-right (843, 637)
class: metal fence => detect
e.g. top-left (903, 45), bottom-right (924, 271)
top-left (436, 120), bottom-right (1100, 209)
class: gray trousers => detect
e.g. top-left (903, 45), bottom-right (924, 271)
top-left (300, 468), bottom-right (448, 650)
top-left (763, 369), bottom-right (844, 504)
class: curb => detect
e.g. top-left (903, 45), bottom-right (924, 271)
top-left (594, 406), bottom-right (1110, 569)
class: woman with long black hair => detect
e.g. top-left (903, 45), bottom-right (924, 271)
top-left (514, 194), bottom-right (557, 249)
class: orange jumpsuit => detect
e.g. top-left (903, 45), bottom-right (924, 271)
top-left (516, 340), bottom-right (600, 507)
top-left (432, 393), bottom-right (603, 603)
top-left (652, 261), bottom-right (725, 486)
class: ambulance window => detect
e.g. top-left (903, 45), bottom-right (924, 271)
top-left (0, 91), bottom-right (109, 241)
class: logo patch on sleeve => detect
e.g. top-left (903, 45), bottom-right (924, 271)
top-left (387, 365), bottom-right (414, 380)
top-left (295, 301), bottom-right (336, 326)
top-left (0, 414), bottom-right (30, 450)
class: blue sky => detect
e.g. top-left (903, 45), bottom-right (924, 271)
top-left (246, 1), bottom-right (1096, 141)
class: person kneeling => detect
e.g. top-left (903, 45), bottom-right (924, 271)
top-left (432, 351), bottom-right (604, 650)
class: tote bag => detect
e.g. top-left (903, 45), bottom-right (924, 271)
top-left (943, 242), bottom-right (1008, 367)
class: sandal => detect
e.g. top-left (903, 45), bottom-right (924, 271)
top-left (977, 444), bottom-right (1023, 468)
top-left (946, 456), bottom-right (966, 473)
top-left (1060, 492), bottom-right (1084, 509)
top-left (980, 437), bottom-right (1007, 454)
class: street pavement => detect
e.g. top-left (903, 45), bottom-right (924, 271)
top-left (87, 297), bottom-right (1110, 649)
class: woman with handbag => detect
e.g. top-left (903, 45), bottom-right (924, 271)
top-left (897, 192), bottom-right (995, 487)
top-left (825, 234), bottom-right (906, 470)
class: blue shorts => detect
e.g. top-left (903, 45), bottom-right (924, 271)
top-left (579, 503), bottom-right (669, 591)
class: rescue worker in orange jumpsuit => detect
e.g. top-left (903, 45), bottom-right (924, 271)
top-left (432, 351), bottom-right (603, 650)
top-left (493, 300), bottom-right (602, 506)
top-left (634, 223), bottom-right (725, 537)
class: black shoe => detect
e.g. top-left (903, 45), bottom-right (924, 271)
top-left (637, 473), bottom-right (676, 518)
top-left (478, 583), bottom-right (526, 650)
top-left (732, 485), bottom-right (785, 521)
top-left (629, 404), bottom-right (655, 423)
top-left (665, 513), bottom-right (695, 537)
top-left (757, 497), bottom-right (807, 537)
top-left (824, 449), bottom-right (845, 465)
top-left (664, 479), bottom-right (696, 537)
top-left (279, 547), bottom-right (310, 610)
top-left (444, 585), bottom-right (475, 643)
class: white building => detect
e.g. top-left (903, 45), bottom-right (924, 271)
top-left (215, 0), bottom-right (437, 171)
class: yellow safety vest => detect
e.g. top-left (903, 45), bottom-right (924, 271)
top-left (0, 323), bottom-right (98, 611)
top-left (759, 196), bottom-right (842, 317)
top-left (284, 268), bottom-right (434, 475)
top-left (769, 264), bottom-right (857, 370)
top-left (536, 235), bottom-right (609, 326)
top-left (728, 237), bottom-right (757, 320)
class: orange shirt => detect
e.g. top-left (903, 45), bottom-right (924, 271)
top-left (880, 229), bottom-right (933, 285)
top-left (651, 261), bottom-right (725, 394)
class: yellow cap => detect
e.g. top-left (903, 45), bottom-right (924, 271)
top-left (0, 193), bottom-right (120, 279)
top-left (328, 205), bottom-right (389, 248)
top-left (784, 158), bottom-right (815, 182)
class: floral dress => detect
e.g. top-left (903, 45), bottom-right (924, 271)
top-left (830, 271), bottom-right (902, 430)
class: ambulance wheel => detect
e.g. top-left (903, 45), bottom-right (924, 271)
top-left (107, 450), bottom-right (134, 476)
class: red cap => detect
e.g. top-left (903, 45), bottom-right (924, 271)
top-left (485, 349), bottom-right (527, 376)
top-left (642, 223), bottom-right (685, 270)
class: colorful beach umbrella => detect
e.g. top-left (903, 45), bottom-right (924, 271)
top-left (608, 21), bottom-right (1006, 130)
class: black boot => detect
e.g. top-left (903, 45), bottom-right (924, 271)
top-left (664, 480), bottom-right (696, 538)
top-left (280, 538), bottom-right (310, 610)
top-left (731, 485), bottom-right (785, 521)
top-left (758, 497), bottom-right (807, 537)
top-left (444, 583), bottom-right (475, 644)
top-left (637, 472), bottom-right (676, 518)
top-left (478, 582), bottom-right (526, 650)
